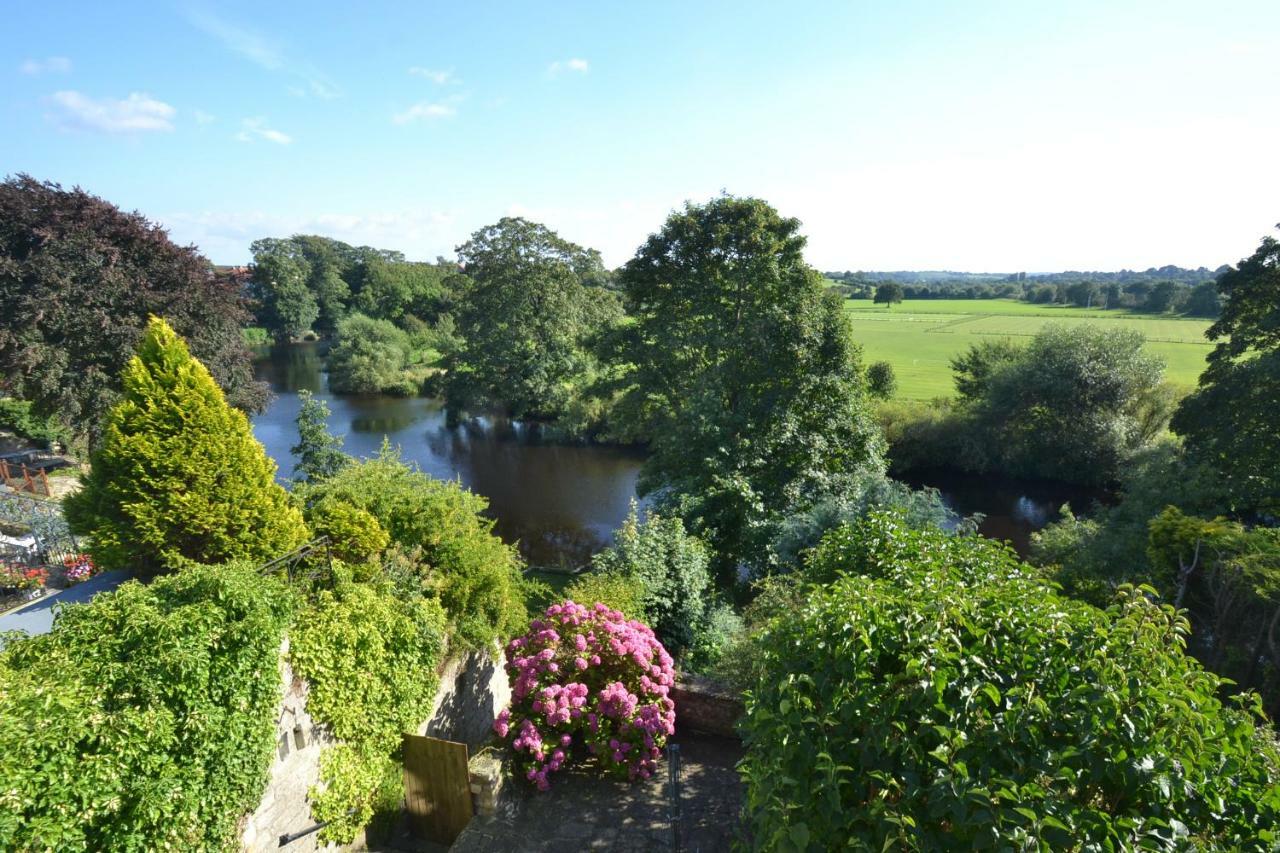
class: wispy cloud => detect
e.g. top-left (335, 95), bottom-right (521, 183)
top-left (193, 109), bottom-right (216, 125)
top-left (547, 58), bottom-right (589, 76)
top-left (20, 56), bottom-right (72, 75)
top-left (188, 8), bottom-right (338, 99)
top-left (392, 101), bottom-right (457, 124)
top-left (48, 91), bottom-right (175, 133)
top-left (408, 67), bottom-right (456, 85)
top-left (235, 117), bottom-right (292, 144)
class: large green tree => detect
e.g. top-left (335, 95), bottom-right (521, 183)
top-left (65, 317), bottom-right (309, 574)
top-left (444, 217), bottom-right (622, 420)
top-left (0, 175), bottom-right (266, 442)
top-left (1172, 227), bottom-right (1280, 512)
top-left (973, 324), bottom-right (1166, 485)
top-left (616, 195), bottom-right (884, 571)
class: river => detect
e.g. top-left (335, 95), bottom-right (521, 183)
top-left (250, 343), bottom-right (1099, 566)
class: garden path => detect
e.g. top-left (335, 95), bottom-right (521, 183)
top-left (0, 569), bottom-right (130, 638)
top-left (450, 732), bottom-right (743, 852)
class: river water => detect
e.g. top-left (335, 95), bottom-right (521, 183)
top-left (250, 343), bottom-right (1098, 565)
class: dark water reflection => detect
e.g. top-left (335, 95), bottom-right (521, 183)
top-left (250, 343), bottom-right (644, 567)
top-left (251, 344), bottom-right (1093, 567)
top-left (903, 468), bottom-right (1107, 555)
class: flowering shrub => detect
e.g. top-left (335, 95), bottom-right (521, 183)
top-left (495, 600), bottom-right (676, 790)
top-left (62, 553), bottom-right (97, 584)
top-left (0, 562), bottom-right (47, 591)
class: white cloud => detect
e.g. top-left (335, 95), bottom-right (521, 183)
top-left (162, 208), bottom-right (458, 264)
top-left (235, 117), bottom-right (292, 144)
top-left (20, 56), bottom-right (72, 75)
top-left (392, 101), bottom-right (456, 124)
top-left (188, 8), bottom-right (338, 99)
top-left (48, 91), bottom-right (175, 133)
top-left (408, 67), bottom-right (456, 84)
top-left (193, 109), bottom-right (216, 125)
top-left (547, 58), bottom-right (589, 76)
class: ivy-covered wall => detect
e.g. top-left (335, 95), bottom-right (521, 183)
top-left (0, 563), bottom-right (293, 851)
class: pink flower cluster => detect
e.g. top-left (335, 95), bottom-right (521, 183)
top-left (494, 600), bottom-right (676, 790)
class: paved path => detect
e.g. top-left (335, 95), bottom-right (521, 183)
top-left (449, 732), bottom-right (744, 852)
top-left (0, 569), bottom-right (130, 638)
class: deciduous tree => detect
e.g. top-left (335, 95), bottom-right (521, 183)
top-left (0, 175), bottom-right (266, 442)
top-left (616, 195), bottom-right (884, 572)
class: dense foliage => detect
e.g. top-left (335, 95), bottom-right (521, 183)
top-left (249, 235), bottom-right (460, 341)
top-left (0, 175), bottom-right (265, 443)
top-left (65, 317), bottom-right (309, 574)
top-left (589, 504), bottom-right (714, 658)
top-left (294, 445), bottom-right (527, 647)
top-left (444, 217), bottom-right (623, 423)
top-left (886, 324), bottom-right (1169, 486)
top-left (739, 514), bottom-right (1280, 851)
top-left (0, 563), bottom-right (294, 851)
top-left (616, 196), bottom-right (884, 572)
top-left (1172, 226), bottom-right (1280, 514)
top-left (494, 601), bottom-right (676, 789)
top-left (289, 580), bottom-right (448, 842)
top-left (865, 360), bottom-right (897, 399)
top-left (325, 313), bottom-right (424, 396)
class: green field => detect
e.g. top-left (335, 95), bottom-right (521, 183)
top-left (845, 299), bottom-right (1214, 399)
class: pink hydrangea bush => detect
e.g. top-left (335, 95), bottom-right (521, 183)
top-left (494, 600), bottom-right (677, 790)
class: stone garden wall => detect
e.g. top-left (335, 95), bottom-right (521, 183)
top-left (240, 640), bottom-right (510, 852)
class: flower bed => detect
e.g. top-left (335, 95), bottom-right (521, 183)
top-left (0, 561), bottom-right (47, 594)
top-left (495, 601), bottom-right (676, 790)
top-left (61, 553), bottom-right (97, 584)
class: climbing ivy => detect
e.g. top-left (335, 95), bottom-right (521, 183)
top-left (0, 562), bottom-right (294, 851)
top-left (289, 579), bottom-right (448, 843)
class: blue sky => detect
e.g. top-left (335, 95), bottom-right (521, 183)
top-left (4, 1), bottom-right (1278, 271)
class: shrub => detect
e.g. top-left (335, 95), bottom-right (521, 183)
top-left (0, 562), bottom-right (294, 851)
top-left (494, 601), bottom-right (676, 790)
top-left (289, 581), bottom-right (448, 842)
top-left (739, 513), bottom-right (1280, 851)
top-left (326, 314), bottom-right (418, 396)
top-left (0, 397), bottom-right (70, 448)
top-left (305, 498), bottom-right (390, 564)
top-left (64, 317), bottom-right (310, 575)
top-left (865, 360), bottom-right (897, 399)
top-left (563, 570), bottom-right (645, 619)
top-left (295, 445), bottom-right (527, 648)
top-left (591, 504), bottom-right (711, 657)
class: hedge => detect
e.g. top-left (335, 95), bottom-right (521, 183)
top-left (0, 563), bottom-right (293, 851)
top-left (739, 513), bottom-right (1280, 851)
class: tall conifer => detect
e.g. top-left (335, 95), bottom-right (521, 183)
top-left (66, 317), bottom-right (309, 573)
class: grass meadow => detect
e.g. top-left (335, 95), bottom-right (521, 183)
top-left (844, 299), bottom-right (1214, 399)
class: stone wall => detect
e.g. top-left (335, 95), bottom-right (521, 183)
top-left (240, 637), bottom-right (348, 853)
top-left (418, 648), bottom-right (512, 750)
top-left (670, 674), bottom-right (743, 739)
top-left (240, 641), bottom-right (510, 851)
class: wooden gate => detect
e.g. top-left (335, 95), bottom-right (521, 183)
top-left (403, 734), bottom-right (473, 844)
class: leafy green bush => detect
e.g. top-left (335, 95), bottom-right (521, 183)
top-left (64, 317), bottom-right (310, 575)
top-left (289, 580), bottom-right (448, 843)
top-left (0, 562), bottom-right (294, 851)
top-left (591, 504), bottom-right (712, 658)
top-left (295, 445), bottom-right (527, 648)
top-left (305, 498), bottom-right (390, 564)
top-left (326, 313), bottom-right (419, 396)
top-left (739, 513), bottom-right (1280, 851)
top-left (563, 569), bottom-right (646, 618)
top-left (0, 397), bottom-right (70, 447)
top-left (865, 360), bottom-right (897, 399)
